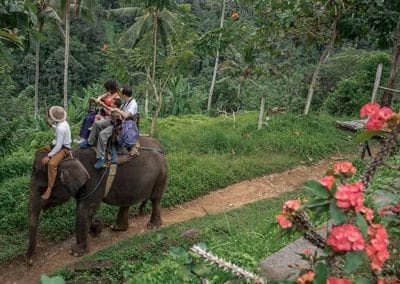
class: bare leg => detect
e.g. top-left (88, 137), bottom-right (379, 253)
top-left (41, 187), bottom-right (52, 200)
top-left (111, 206), bottom-right (129, 231)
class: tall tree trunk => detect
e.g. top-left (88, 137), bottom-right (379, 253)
top-left (381, 22), bottom-right (400, 107)
top-left (150, 13), bottom-right (159, 137)
top-left (145, 90), bottom-right (149, 117)
top-left (304, 17), bottom-right (338, 115)
top-left (150, 95), bottom-right (161, 137)
top-left (63, 0), bottom-right (71, 110)
top-left (207, 0), bottom-right (226, 112)
top-left (152, 13), bottom-right (158, 82)
top-left (34, 40), bottom-right (40, 118)
top-left (258, 96), bottom-right (265, 130)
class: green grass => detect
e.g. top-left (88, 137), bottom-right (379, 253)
top-left (55, 190), bottom-right (307, 283)
top-left (0, 112), bottom-right (357, 262)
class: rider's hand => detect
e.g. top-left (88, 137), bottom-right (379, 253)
top-left (42, 156), bottom-right (50, 165)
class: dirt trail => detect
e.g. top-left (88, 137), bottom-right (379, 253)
top-left (0, 160), bottom-right (332, 284)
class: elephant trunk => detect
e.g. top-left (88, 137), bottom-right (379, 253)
top-left (26, 180), bottom-right (42, 264)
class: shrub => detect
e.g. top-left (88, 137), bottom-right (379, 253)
top-left (323, 50), bottom-right (391, 115)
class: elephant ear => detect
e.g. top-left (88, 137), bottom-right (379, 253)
top-left (59, 159), bottom-right (90, 195)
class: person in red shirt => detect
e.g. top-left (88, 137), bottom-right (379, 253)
top-left (76, 79), bottom-right (120, 144)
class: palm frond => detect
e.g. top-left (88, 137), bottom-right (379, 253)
top-left (40, 6), bottom-right (62, 23)
top-left (159, 18), bottom-right (169, 52)
top-left (117, 13), bottom-right (152, 48)
top-left (105, 7), bottom-right (143, 18)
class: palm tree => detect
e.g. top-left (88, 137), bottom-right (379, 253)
top-left (43, 0), bottom-right (95, 110)
top-left (33, 0), bottom-right (63, 118)
top-left (107, 0), bottom-right (178, 118)
top-left (207, 0), bottom-right (227, 113)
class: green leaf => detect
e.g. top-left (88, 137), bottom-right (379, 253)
top-left (356, 130), bottom-right (385, 143)
top-left (355, 277), bottom-right (371, 284)
top-left (303, 198), bottom-right (330, 209)
top-left (314, 261), bottom-right (328, 284)
top-left (329, 199), bottom-right (346, 224)
top-left (303, 180), bottom-right (330, 198)
top-left (40, 275), bottom-right (65, 284)
top-left (191, 262), bottom-right (211, 277)
top-left (179, 264), bottom-right (192, 282)
top-left (344, 251), bottom-right (364, 273)
top-left (356, 213), bottom-right (368, 238)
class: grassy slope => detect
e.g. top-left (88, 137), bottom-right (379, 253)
top-left (56, 190), bottom-right (307, 283)
top-left (0, 112), bottom-right (356, 261)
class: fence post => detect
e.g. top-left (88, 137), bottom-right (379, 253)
top-left (371, 64), bottom-right (383, 102)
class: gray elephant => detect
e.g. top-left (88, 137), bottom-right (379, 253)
top-left (27, 136), bottom-right (167, 263)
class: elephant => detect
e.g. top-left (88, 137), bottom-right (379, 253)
top-left (27, 136), bottom-right (167, 263)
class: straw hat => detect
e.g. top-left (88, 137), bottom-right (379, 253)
top-left (49, 106), bottom-right (67, 123)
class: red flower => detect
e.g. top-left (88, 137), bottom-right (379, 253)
top-left (379, 203), bottom-right (400, 216)
top-left (333, 161), bottom-right (356, 175)
top-left (360, 103), bottom-right (394, 130)
top-left (335, 182), bottom-right (364, 211)
top-left (296, 271), bottom-right (315, 284)
top-left (379, 107), bottom-right (394, 120)
top-left (276, 213), bottom-right (292, 228)
top-left (303, 248), bottom-right (312, 255)
top-left (320, 175), bottom-right (335, 190)
top-left (360, 102), bottom-right (380, 118)
top-left (231, 12), bottom-right (240, 21)
top-left (366, 223), bottom-right (390, 271)
top-left (359, 206), bottom-right (374, 222)
top-left (366, 113), bottom-right (386, 130)
top-left (327, 224), bottom-right (365, 252)
top-left (283, 199), bottom-right (301, 212)
top-left (101, 43), bottom-right (109, 51)
top-left (327, 277), bottom-right (352, 284)
top-left (276, 199), bottom-right (301, 229)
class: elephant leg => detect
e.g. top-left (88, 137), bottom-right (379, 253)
top-left (147, 198), bottom-right (162, 229)
top-left (111, 206), bottom-right (129, 231)
top-left (70, 202), bottom-right (90, 257)
top-left (89, 217), bottom-right (103, 238)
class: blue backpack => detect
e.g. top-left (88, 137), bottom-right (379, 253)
top-left (118, 120), bottom-right (139, 147)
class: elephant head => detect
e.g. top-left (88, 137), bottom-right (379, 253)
top-left (27, 149), bottom-right (90, 263)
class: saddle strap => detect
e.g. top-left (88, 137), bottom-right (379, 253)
top-left (104, 164), bottom-right (117, 198)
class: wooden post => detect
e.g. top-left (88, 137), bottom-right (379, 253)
top-left (371, 64), bottom-right (383, 103)
top-left (258, 96), bottom-right (265, 130)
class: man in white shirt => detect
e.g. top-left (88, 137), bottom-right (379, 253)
top-left (93, 85), bottom-right (138, 169)
top-left (41, 106), bottom-right (71, 199)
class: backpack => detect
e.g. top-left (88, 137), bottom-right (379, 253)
top-left (118, 120), bottom-right (139, 147)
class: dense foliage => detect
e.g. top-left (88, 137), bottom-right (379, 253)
top-left (1, 0), bottom-right (400, 281)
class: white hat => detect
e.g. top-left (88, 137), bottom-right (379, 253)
top-left (49, 106), bottom-right (67, 122)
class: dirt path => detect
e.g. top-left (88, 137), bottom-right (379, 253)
top-left (0, 160), bottom-right (332, 284)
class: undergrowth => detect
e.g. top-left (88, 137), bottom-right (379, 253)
top-left (0, 112), bottom-right (356, 262)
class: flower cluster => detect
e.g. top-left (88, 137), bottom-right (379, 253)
top-left (327, 278), bottom-right (352, 284)
top-left (360, 102), bottom-right (394, 130)
top-left (320, 175), bottom-right (335, 190)
top-left (276, 199), bottom-right (301, 228)
top-left (333, 161), bottom-right (357, 175)
top-left (366, 223), bottom-right (390, 271)
top-left (296, 271), bottom-right (315, 284)
top-left (335, 182), bottom-right (364, 211)
top-left (379, 203), bottom-right (400, 216)
top-left (327, 224), bottom-right (365, 252)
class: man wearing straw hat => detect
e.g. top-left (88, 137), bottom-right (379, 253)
top-left (41, 106), bottom-right (72, 200)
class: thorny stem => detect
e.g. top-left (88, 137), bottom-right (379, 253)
top-left (293, 211), bottom-right (326, 249)
top-left (361, 123), bottom-right (400, 188)
top-left (190, 245), bottom-right (265, 284)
